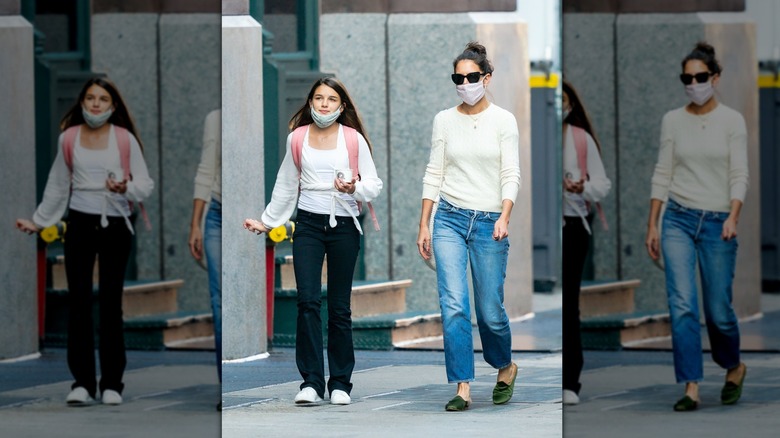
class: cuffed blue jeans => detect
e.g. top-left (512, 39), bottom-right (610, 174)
top-left (203, 199), bottom-right (222, 381)
top-left (432, 197), bottom-right (513, 383)
top-left (662, 198), bottom-right (740, 383)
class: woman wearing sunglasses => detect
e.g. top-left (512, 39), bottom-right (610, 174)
top-left (417, 41), bottom-right (520, 411)
top-left (645, 42), bottom-right (748, 412)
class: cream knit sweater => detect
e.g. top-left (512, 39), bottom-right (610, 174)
top-left (422, 104), bottom-right (521, 212)
top-left (651, 103), bottom-right (748, 212)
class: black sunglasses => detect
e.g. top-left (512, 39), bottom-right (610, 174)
top-left (679, 72), bottom-right (712, 85)
top-left (451, 72), bottom-right (486, 85)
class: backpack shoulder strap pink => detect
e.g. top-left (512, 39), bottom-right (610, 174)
top-left (570, 125), bottom-right (607, 231)
top-left (290, 124), bottom-right (380, 231)
top-left (62, 124), bottom-right (151, 230)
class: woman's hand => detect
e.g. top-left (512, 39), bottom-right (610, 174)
top-left (106, 178), bottom-right (128, 194)
top-left (564, 178), bottom-right (584, 194)
top-left (243, 218), bottom-right (269, 235)
top-left (493, 217), bottom-right (509, 241)
top-left (417, 225), bottom-right (432, 260)
top-left (722, 217), bottom-right (738, 241)
top-left (334, 177), bottom-right (356, 195)
top-left (188, 224), bottom-right (203, 260)
top-left (645, 225), bottom-right (660, 260)
top-left (16, 219), bottom-right (40, 235)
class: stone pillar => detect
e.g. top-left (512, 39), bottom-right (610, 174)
top-left (0, 4), bottom-right (39, 360)
top-left (565, 11), bottom-right (760, 318)
top-left (221, 6), bottom-right (267, 359)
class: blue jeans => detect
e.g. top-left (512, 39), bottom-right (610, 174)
top-left (203, 199), bottom-right (222, 381)
top-left (432, 197), bottom-right (513, 383)
top-left (662, 198), bottom-right (740, 383)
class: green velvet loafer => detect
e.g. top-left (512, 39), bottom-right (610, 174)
top-left (493, 362), bottom-right (518, 405)
top-left (721, 363), bottom-right (747, 405)
top-left (673, 395), bottom-right (699, 412)
top-left (445, 395), bottom-right (471, 411)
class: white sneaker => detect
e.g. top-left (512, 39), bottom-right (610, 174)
top-left (102, 389), bottom-right (123, 405)
top-left (66, 387), bottom-right (92, 405)
top-left (294, 387), bottom-right (322, 404)
top-left (563, 389), bottom-right (580, 405)
top-left (330, 389), bottom-right (351, 405)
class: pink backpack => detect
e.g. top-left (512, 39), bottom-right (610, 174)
top-left (290, 125), bottom-right (380, 231)
top-left (62, 124), bottom-right (151, 230)
top-left (570, 125), bottom-right (607, 230)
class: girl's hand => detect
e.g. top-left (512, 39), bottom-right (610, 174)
top-left (334, 177), bottom-right (357, 195)
top-left (106, 178), bottom-right (128, 194)
top-left (243, 218), bottom-right (268, 235)
top-left (16, 219), bottom-right (40, 235)
top-left (564, 178), bottom-right (584, 194)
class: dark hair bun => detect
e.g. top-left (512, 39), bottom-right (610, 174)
top-left (465, 41), bottom-right (487, 56)
top-left (694, 42), bottom-right (715, 57)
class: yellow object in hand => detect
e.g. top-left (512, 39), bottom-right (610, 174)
top-left (40, 221), bottom-right (67, 243)
top-left (268, 221), bottom-right (295, 243)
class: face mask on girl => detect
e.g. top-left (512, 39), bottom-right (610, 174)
top-left (456, 81), bottom-right (486, 106)
top-left (562, 106), bottom-right (571, 121)
top-left (82, 106), bottom-right (113, 128)
top-left (685, 82), bottom-right (714, 106)
top-left (310, 106), bottom-right (341, 128)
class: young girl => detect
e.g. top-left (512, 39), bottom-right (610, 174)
top-left (16, 77), bottom-right (153, 406)
top-left (561, 80), bottom-right (611, 406)
top-left (244, 77), bottom-right (382, 405)
top-left (417, 41), bottom-right (520, 411)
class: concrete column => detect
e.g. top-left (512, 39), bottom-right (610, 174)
top-left (221, 13), bottom-right (267, 359)
top-left (0, 12), bottom-right (38, 360)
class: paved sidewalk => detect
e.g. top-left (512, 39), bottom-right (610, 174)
top-left (0, 349), bottom-right (220, 438)
top-left (222, 291), bottom-right (564, 438)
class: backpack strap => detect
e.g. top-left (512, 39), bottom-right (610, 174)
top-left (570, 125), bottom-right (607, 231)
top-left (62, 125), bottom-right (80, 174)
top-left (343, 126), bottom-right (380, 231)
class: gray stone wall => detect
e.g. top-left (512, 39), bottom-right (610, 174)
top-left (564, 12), bottom-right (760, 317)
top-left (1, 15), bottom-right (37, 360)
top-left (91, 13), bottom-right (221, 313)
top-left (321, 12), bottom-right (533, 318)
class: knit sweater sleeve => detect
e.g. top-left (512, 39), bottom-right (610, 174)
top-left (193, 110), bottom-right (220, 201)
top-left (650, 111), bottom-right (674, 201)
top-left (499, 112), bottom-right (521, 203)
top-left (728, 113), bottom-right (749, 202)
top-left (421, 111), bottom-right (445, 201)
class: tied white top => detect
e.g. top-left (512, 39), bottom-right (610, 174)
top-left (260, 124), bottom-right (383, 235)
top-left (563, 126), bottom-right (611, 233)
top-left (193, 109), bottom-right (222, 203)
top-left (651, 104), bottom-right (749, 212)
top-left (422, 104), bottom-right (521, 211)
top-left (32, 124), bottom-right (154, 233)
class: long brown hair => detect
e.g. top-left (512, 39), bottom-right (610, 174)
top-left (60, 77), bottom-right (144, 152)
top-left (562, 79), bottom-right (602, 155)
top-left (288, 77), bottom-right (373, 155)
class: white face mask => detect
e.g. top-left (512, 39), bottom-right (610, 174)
top-left (310, 106), bottom-right (341, 128)
top-left (456, 81), bottom-right (486, 106)
top-left (82, 106), bottom-right (113, 128)
top-left (685, 82), bottom-right (714, 106)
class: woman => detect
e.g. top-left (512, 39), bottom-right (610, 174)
top-left (645, 42), bottom-right (748, 412)
top-left (188, 109), bottom-right (222, 410)
top-left (16, 77), bottom-right (154, 406)
top-left (561, 80), bottom-right (611, 406)
top-left (417, 41), bottom-right (520, 411)
top-left (244, 77), bottom-right (382, 406)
